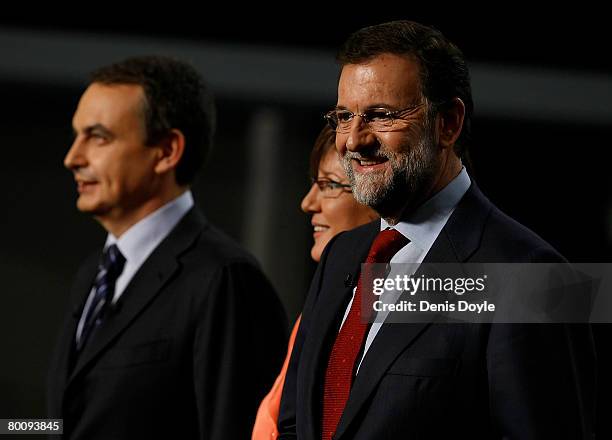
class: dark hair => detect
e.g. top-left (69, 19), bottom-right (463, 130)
top-left (90, 55), bottom-right (216, 185)
top-left (309, 125), bottom-right (337, 179)
top-left (337, 20), bottom-right (473, 158)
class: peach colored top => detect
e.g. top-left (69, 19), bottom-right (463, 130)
top-left (252, 316), bottom-right (302, 440)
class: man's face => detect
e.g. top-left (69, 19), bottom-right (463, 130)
top-left (65, 83), bottom-right (161, 225)
top-left (336, 53), bottom-right (440, 218)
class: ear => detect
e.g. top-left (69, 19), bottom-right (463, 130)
top-left (154, 129), bottom-right (185, 175)
top-left (437, 97), bottom-right (465, 151)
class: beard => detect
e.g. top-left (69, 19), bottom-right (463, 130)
top-left (342, 120), bottom-right (440, 219)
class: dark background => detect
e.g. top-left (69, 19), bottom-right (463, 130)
top-left (1, 13), bottom-right (610, 436)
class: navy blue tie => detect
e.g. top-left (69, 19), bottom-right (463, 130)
top-left (76, 244), bottom-right (126, 351)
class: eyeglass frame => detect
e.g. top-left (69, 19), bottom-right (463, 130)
top-left (323, 102), bottom-right (427, 133)
top-left (311, 177), bottom-right (352, 199)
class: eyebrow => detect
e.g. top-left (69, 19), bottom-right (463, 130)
top-left (335, 103), bottom-right (397, 111)
top-left (73, 123), bottom-right (114, 138)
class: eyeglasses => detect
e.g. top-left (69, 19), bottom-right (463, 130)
top-left (312, 178), bottom-right (352, 198)
top-left (323, 103), bottom-right (426, 134)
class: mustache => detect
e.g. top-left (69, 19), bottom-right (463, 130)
top-left (344, 149), bottom-right (391, 162)
top-left (73, 170), bottom-right (98, 181)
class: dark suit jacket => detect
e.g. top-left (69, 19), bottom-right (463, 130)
top-left (278, 183), bottom-right (595, 439)
top-left (48, 208), bottom-right (287, 439)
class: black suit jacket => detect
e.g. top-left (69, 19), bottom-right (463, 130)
top-left (48, 208), bottom-right (287, 439)
top-left (278, 183), bottom-right (595, 439)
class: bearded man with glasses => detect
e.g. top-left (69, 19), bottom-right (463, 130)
top-left (278, 20), bottom-right (595, 440)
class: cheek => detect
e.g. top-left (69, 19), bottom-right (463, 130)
top-left (113, 157), bottom-right (154, 189)
top-left (110, 146), bottom-right (157, 183)
top-left (100, 164), bottom-right (140, 202)
top-left (380, 132), bottom-right (413, 155)
top-left (322, 198), bottom-right (360, 234)
top-left (103, 164), bottom-right (126, 189)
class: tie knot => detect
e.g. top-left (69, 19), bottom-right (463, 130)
top-left (366, 228), bottom-right (409, 263)
top-left (101, 244), bottom-right (126, 279)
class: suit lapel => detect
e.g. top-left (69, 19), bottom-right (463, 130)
top-left (66, 208), bottom-right (207, 385)
top-left (332, 183), bottom-right (492, 439)
top-left (439, 182), bottom-right (492, 263)
top-left (50, 254), bottom-right (99, 412)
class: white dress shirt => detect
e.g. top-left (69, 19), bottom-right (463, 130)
top-left (75, 190), bottom-right (194, 342)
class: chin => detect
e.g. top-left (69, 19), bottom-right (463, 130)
top-left (311, 248), bottom-right (322, 263)
top-left (312, 235), bottom-right (335, 263)
top-left (76, 200), bottom-right (95, 213)
top-left (76, 198), bottom-right (106, 216)
top-left (311, 239), bottom-right (327, 262)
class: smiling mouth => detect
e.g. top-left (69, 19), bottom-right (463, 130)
top-left (352, 157), bottom-right (388, 171)
top-left (312, 224), bottom-right (330, 237)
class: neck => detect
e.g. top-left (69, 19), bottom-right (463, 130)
top-left (98, 185), bottom-right (188, 238)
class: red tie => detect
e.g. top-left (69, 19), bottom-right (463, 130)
top-left (322, 228), bottom-right (408, 440)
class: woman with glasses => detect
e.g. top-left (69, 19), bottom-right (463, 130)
top-left (252, 125), bottom-right (377, 439)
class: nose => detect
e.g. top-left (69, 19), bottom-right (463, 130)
top-left (301, 182), bottom-right (321, 214)
top-left (64, 136), bottom-right (87, 171)
top-left (340, 116), bottom-right (378, 154)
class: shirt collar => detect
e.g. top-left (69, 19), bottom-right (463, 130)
top-left (105, 190), bottom-right (194, 264)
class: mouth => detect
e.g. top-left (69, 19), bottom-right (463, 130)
top-left (76, 180), bottom-right (98, 193)
top-left (312, 223), bottom-right (329, 237)
top-left (352, 156), bottom-right (388, 173)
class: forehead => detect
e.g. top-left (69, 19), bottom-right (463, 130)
top-left (337, 53), bottom-right (421, 109)
top-left (73, 82), bottom-right (145, 129)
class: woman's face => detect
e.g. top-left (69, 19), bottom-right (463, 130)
top-left (301, 149), bottom-right (377, 262)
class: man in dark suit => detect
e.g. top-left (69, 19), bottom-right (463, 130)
top-left (278, 21), bottom-right (595, 439)
top-left (47, 56), bottom-right (287, 439)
